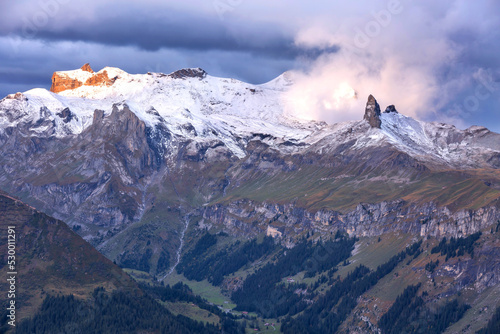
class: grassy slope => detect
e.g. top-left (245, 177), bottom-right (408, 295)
top-left (218, 167), bottom-right (500, 213)
top-left (162, 301), bottom-right (221, 326)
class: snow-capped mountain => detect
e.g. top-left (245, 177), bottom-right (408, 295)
top-left (0, 64), bottom-right (499, 275)
top-left (1, 64), bottom-right (498, 169)
top-left (1, 64), bottom-right (317, 158)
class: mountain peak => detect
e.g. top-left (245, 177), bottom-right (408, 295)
top-left (363, 94), bottom-right (382, 128)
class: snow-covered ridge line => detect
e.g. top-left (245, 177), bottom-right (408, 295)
top-left (0, 64), bottom-right (320, 158)
top-left (0, 64), bottom-right (499, 168)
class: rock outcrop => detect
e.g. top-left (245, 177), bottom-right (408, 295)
top-left (50, 72), bottom-right (83, 93)
top-left (84, 70), bottom-right (115, 87)
top-left (384, 105), bottom-right (398, 113)
top-left (363, 94), bottom-right (382, 128)
top-left (3, 92), bottom-right (28, 101)
top-left (168, 68), bottom-right (207, 79)
top-left (50, 63), bottom-right (116, 93)
top-left (56, 107), bottom-right (73, 123)
top-left (81, 63), bottom-right (94, 73)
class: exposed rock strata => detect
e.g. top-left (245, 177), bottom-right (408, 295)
top-left (199, 199), bottom-right (500, 240)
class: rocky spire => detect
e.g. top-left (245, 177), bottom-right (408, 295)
top-left (363, 94), bottom-right (381, 128)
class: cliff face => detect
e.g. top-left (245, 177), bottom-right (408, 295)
top-left (50, 63), bottom-right (116, 93)
top-left (50, 72), bottom-right (83, 93)
top-left (198, 199), bottom-right (500, 241)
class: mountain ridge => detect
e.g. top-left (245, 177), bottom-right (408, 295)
top-left (0, 64), bottom-right (499, 277)
top-left (0, 190), bottom-right (138, 324)
top-left (1, 64), bottom-right (499, 169)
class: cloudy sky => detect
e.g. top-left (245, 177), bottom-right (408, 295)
top-left (1, 0), bottom-right (499, 131)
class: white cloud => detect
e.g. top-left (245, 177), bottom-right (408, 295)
top-left (285, 0), bottom-right (466, 124)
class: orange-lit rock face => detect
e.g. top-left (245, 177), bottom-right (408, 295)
top-left (85, 70), bottom-right (115, 87)
top-left (50, 64), bottom-right (116, 94)
top-left (50, 72), bottom-right (83, 93)
top-left (80, 63), bottom-right (94, 73)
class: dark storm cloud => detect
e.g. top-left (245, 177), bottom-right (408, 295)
top-left (1, 4), bottom-right (332, 60)
top-left (0, 70), bottom-right (47, 85)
